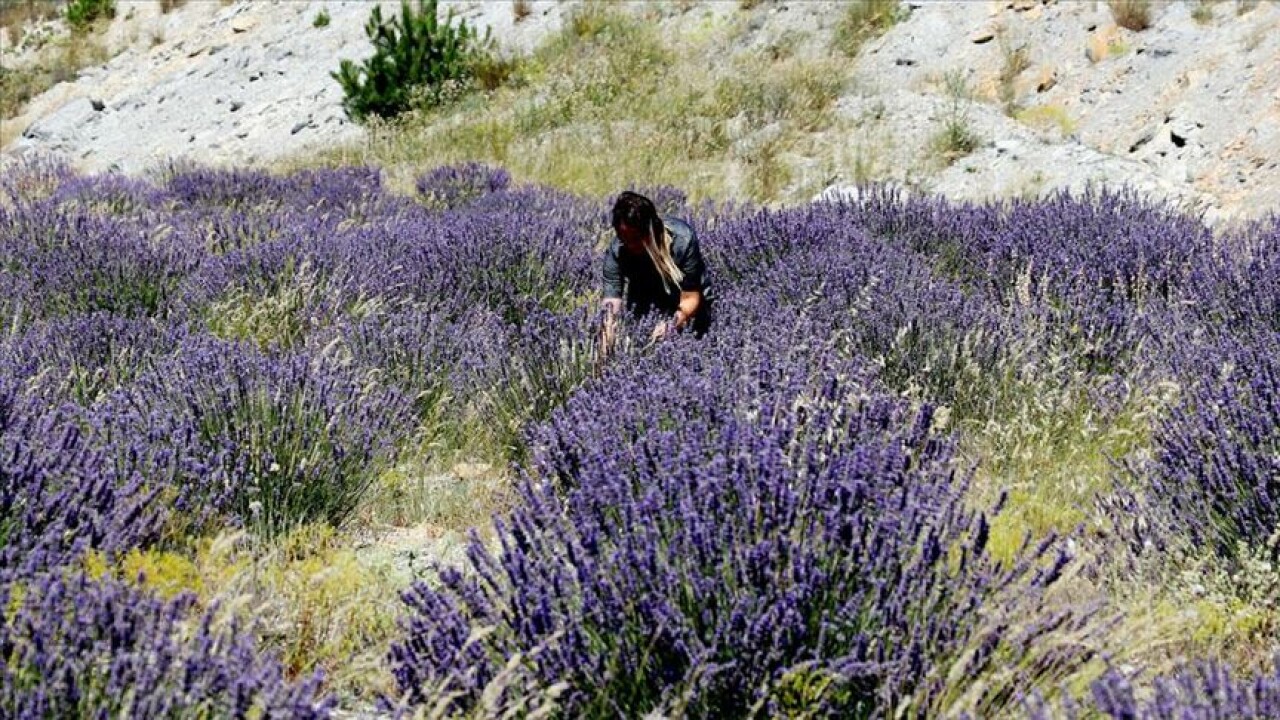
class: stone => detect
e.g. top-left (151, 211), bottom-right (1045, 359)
top-left (995, 138), bottom-right (1021, 155)
top-left (972, 28), bottom-right (996, 44)
top-left (1036, 69), bottom-right (1057, 93)
top-left (230, 15), bottom-right (257, 33)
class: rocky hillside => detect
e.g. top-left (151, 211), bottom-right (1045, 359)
top-left (2, 0), bottom-right (1278, 223)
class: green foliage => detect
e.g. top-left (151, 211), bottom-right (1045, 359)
top-left (64, 0), bottom-right (114, 32)
top-left (332, 0), bottom-right (493, 123)
top-left (312, 8), bottom-right (330, 28)
top-left (931, 71), bottom-right (980, 165)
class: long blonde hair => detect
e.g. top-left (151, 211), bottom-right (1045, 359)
top-left (645, 222), bottom-right (684, 294)
top-left (613, 191), bottom-right (683, 293)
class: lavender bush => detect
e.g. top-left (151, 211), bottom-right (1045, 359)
top-left (390, 332), bottom-right (1076, 717)
top-left (1136, 333), bottom-right (1280, 559)
top-left (415, 161), bottom-right (511, 210)
top-left (0, 571), bottom-right (332, 718)
top-left (0, 313), bottom-right (181, 406)
top-left (97, 336), bottom-right (417, 538)
top-left (5, 158), bottom-right (1280, 716)
top-left (0, 378), bottom-right (165, 578)
top-left (1026, 657), bottom-right (1280, 719)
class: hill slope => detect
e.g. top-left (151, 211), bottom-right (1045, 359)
top-left (2, 0), bottom-right (1278, 221)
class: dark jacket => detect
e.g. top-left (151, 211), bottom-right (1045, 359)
top-left (602, 215), bottom-right (707, 316)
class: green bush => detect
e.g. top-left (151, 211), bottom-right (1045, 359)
top-left (65, 0), bottom-right (115, 32)
top-left (312, 8), bottom-right (330, 28)
top-left (332, 0), bottom-right (492, 122)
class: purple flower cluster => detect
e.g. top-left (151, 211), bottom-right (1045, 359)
top-left (1141, 333), bottom-right (1280, 558)
top-left (1, 571), bottom-right (332, 718)
top-left (1026, 657), bottom-right (1280, 719)
top-left (0, 378), bottom-right (165, 579)
top-left (415, 161), bottom-right (512, 210)
top-left (95, 335), bottom-right (417, 538)
top-left (1087, 659), bottom-right (1280, 719)
top-left (4, 155), bottom-right (1279, 715)
top-left (387, 189), bottom-right (1107, 716)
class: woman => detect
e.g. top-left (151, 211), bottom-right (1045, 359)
top-left (600, 191), bottom-right (709, 353)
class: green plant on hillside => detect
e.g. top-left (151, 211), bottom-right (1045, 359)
top-left (313, 8), bottom-right (330, 28)
top-left (332, 0), bottom-right (492, 122)
top-left (1191, 0), bottom-right (1217, 24)
top-left (65, 0), bottom-right (114, 32)
top-left (832, 0), bottom-right (904, 58)
top-left (931, 70), bottom-right (980, 166)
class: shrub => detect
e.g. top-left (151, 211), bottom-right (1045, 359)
top-left (332, 0), bottom-right (493, 122)
top-left (930, 71), bottom-right (980, 165)
top-left (832, 0), bottom-right (903, 58)
top-left (1108, 0), bottom-right (1153, 31)
top-left (98, 337), bottom-right (416, 539)
top-left (0, 203), bottom-right (197, 325)
top-left (1026, 656), bottom-right (1280, 718)
top-left (0, 313), bottom-right (180, 406)
top-left (1141, 334), bottom-right (1280, 560)
top-left (414, 161), bottom-right (511, 210)
top-left (313, 8), bottom-right (330, 28)
top-left (0, 379), bottom-right (166, 578)
top-left (0, 572), bottom-right (333, 717)
top-left (65, 0), bottom-right (114, 31)
top-left (390, 340), bottom-right (1078, 717)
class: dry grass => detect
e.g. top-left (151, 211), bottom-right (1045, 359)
top-left (1108, 0), bottom-right (1153, 31)
top-left (1016, 103), bottom-right (1077, 138)
top-left (0, 32), bottom-right (110, 125)
top-left (929, 70), bottom-right (980, 167)
top-left (1191, 0), bottom-right (1220, 24)
top-left (832, 0), bottom-right (902, 58)
top-left (997, 32), bottom-right (1032, 115)
top-left (1086, 26), bottom-right (1130, 63)
top-left (512, 0), bottom-right (532, 23)
top-left (0, 0), bottom-right (59, 35)
top-left (277, 3), bottom-right (849, 206)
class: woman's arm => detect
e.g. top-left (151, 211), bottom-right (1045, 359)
top-left (673, 291), bottom-right (702, 330)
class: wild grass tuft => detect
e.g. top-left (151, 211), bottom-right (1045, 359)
top-left (832, 0), bottom-right (903, 58)
top-left (997, 32), bottom-right (1032, 115)
top-left (1016, 103), bottom-right (1077, 138)
top-left (64, 0), bottom-right (115, 33)
top-left (930, 71), bottom-right (980, 166)
top-left (85, 526), bottom-right (410, 701)
top-left (1108, 0), bottom-right (1153, 31)
top-left (1191, 0), bottom-right (1218, 24)
top-left (0, 34), bottom-right (110, 124)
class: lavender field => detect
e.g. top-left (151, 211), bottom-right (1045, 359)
top-left (1, 158), bottom-right (1278, 718)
